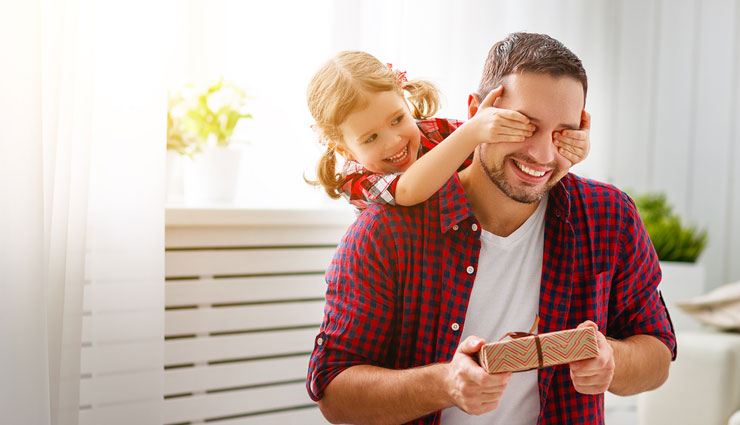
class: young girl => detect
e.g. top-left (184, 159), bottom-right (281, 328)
top-left (307, 51), bottom-right (590, 211)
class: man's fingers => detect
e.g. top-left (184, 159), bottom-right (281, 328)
top-left (569, 358), bottom-right (601, 375)
top-left (479, 85), bottom-right (503, 108)
top-left (571, 368), bottom-right (601, 380)
top-left (458, 336), bottom-right (485, 355)
top-left (480, 372), bottom-right (512, 390)
top-left (578, 320), bottom-right (598, 329)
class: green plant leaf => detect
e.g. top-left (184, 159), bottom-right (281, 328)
top-left (632, 192), bottom-right (708, 262)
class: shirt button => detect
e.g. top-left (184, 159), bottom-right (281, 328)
top-left (452, 224), bottom-right (459, 231)
top-left (466, 266), bottom-right (475, 274)
top-left (451, 323), bottom-right (460, 331)
top-left (316, 337), bottom-right (324, 346)
top-left (472, 223), bottom-right (479, 231)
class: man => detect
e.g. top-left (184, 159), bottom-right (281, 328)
top-left (307, 32), bottom-right (676, 425)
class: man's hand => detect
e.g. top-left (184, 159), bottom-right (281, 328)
top-left (553, 110), bottom-right (591, 166)
top-left (568, 321), bottom-right (615, 394)
top-left (444, 336), bottom-right (512, 415)
top-left (467, 85), bottom-right (535, 145)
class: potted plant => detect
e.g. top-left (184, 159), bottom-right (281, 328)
top-left (633, 192), bottom-right (709, 330)
top-left (167, 79), bottom-right (252, 204)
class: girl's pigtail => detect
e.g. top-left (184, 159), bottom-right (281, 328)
top-left (402, 79), bottom-right (441, 119)
top-left (305, 147), bottom-right (346, 199)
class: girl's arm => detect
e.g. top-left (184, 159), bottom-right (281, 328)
top-left (395, 86), bottom-right (532, 206)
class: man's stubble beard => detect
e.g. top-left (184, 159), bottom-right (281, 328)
top-left (478, 151), bottom-right (562, 204)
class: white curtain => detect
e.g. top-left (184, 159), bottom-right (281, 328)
top-left (1, 1), bottom-right (170, 424)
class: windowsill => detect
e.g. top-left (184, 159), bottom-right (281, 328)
top-left (165, 205), bottom-right (355, 227)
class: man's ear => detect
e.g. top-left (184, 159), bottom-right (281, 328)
top-left (467, 93), bottom-right (481, 119)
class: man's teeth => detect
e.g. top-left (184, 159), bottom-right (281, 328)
top-left (387, 146), bottom-right (408, 162)
top-left (515, 161), bottom-right (546, 177)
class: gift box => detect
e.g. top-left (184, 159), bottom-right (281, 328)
top-left (478, 326), bottom-right (599, 374)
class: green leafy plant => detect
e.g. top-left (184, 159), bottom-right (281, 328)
top-left (633, 192), bottom-right (708, 262)
top-left (167, 79), bottom-right (252, 156)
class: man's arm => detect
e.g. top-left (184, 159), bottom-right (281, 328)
top-left (569, 189), bottom-right (676, 397)
top-left (319, 364), bottom-right (448, 425)
top-left (607, 334), bottom-right (672, 395)
top-left (318, 337), bottom-right (512, 425)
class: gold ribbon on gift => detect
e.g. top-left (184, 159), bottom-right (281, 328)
top-left (498, 315), bottom-right (542, 369)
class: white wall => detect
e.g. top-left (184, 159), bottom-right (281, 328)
top-left (608, 0), bottom-right (740, 290)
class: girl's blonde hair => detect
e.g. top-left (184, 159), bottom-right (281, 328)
top-left (306, 51), bottom-right (440, 199)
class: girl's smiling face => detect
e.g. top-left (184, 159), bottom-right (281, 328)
top-left (337, 90), bottom-right (421, 174)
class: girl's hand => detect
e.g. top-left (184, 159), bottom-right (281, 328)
top-left (469, 86), bottom-right (534, 145)
top-left (553, 110), bottom-right (591, 166)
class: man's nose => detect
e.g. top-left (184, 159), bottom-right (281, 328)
top-left (525, 131), bottom-right (557, 165)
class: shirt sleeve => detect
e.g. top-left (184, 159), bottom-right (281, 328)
top-left (341, 167), bottom-right (402, 211)
top-left (306, 213), bottom-right (398, 400)
top-left (607, 193), bottom-right (677, 360)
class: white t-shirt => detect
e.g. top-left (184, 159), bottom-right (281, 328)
top-left (440, 195), bottom-right (547, 425)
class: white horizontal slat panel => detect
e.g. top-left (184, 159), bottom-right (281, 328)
top-left (166, 225), bottom-right (349, 248)
top-left (164, 328), bottom-right (317, 365)
top-left (165, 301), bottom-right (325, 335)
top-left (81, 341), bottom-right (162, 375)
top-left (164, 355), bottom-right (310, 395)
top-left (80, 369), bottom-right (161, 406)
top-left (165, 247), bottom-right (336, 277)
top-left (206, 406), bottom-right (328, 425)
top-left (165, 275), bottom-right (327, 306)
top-left (79, 399), bottom-right (161, 425)
top-left (81, 311), bottom-right (162, 343)
top-left (163, 381), bottom-right (313, 424)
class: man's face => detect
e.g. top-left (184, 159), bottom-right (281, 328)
top-left (472, 72), bottom-right (584, 204)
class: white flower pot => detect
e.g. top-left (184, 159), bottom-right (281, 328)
top-left (658, 261), bottom-right (706, 331)
top-left (183, 145), bottom-right (242, 205)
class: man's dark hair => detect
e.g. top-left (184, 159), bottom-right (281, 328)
top-left (478, 32), bottom-right (588, 102)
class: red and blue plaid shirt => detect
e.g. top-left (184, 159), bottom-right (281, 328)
top-left (308, 119), bottom-right (676, 425)
top-left (340, 118), bottom-right (467, 211)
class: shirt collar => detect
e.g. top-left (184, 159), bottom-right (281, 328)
top-left (438, 174), bottom-right (476, 233)
top-left (438, 172), bottom-right (574, 232)
top-left (546, 174), bottom-right (572, 221)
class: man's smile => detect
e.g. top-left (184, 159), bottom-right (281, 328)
top-left (510, 158), bottom-right (552, 183)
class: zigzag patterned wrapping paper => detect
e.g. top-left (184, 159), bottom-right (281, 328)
top-left (478, 326), bottom-right (599, 374)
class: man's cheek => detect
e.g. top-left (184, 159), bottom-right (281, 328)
top-left (556, 153), bottom-right (573, 169)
